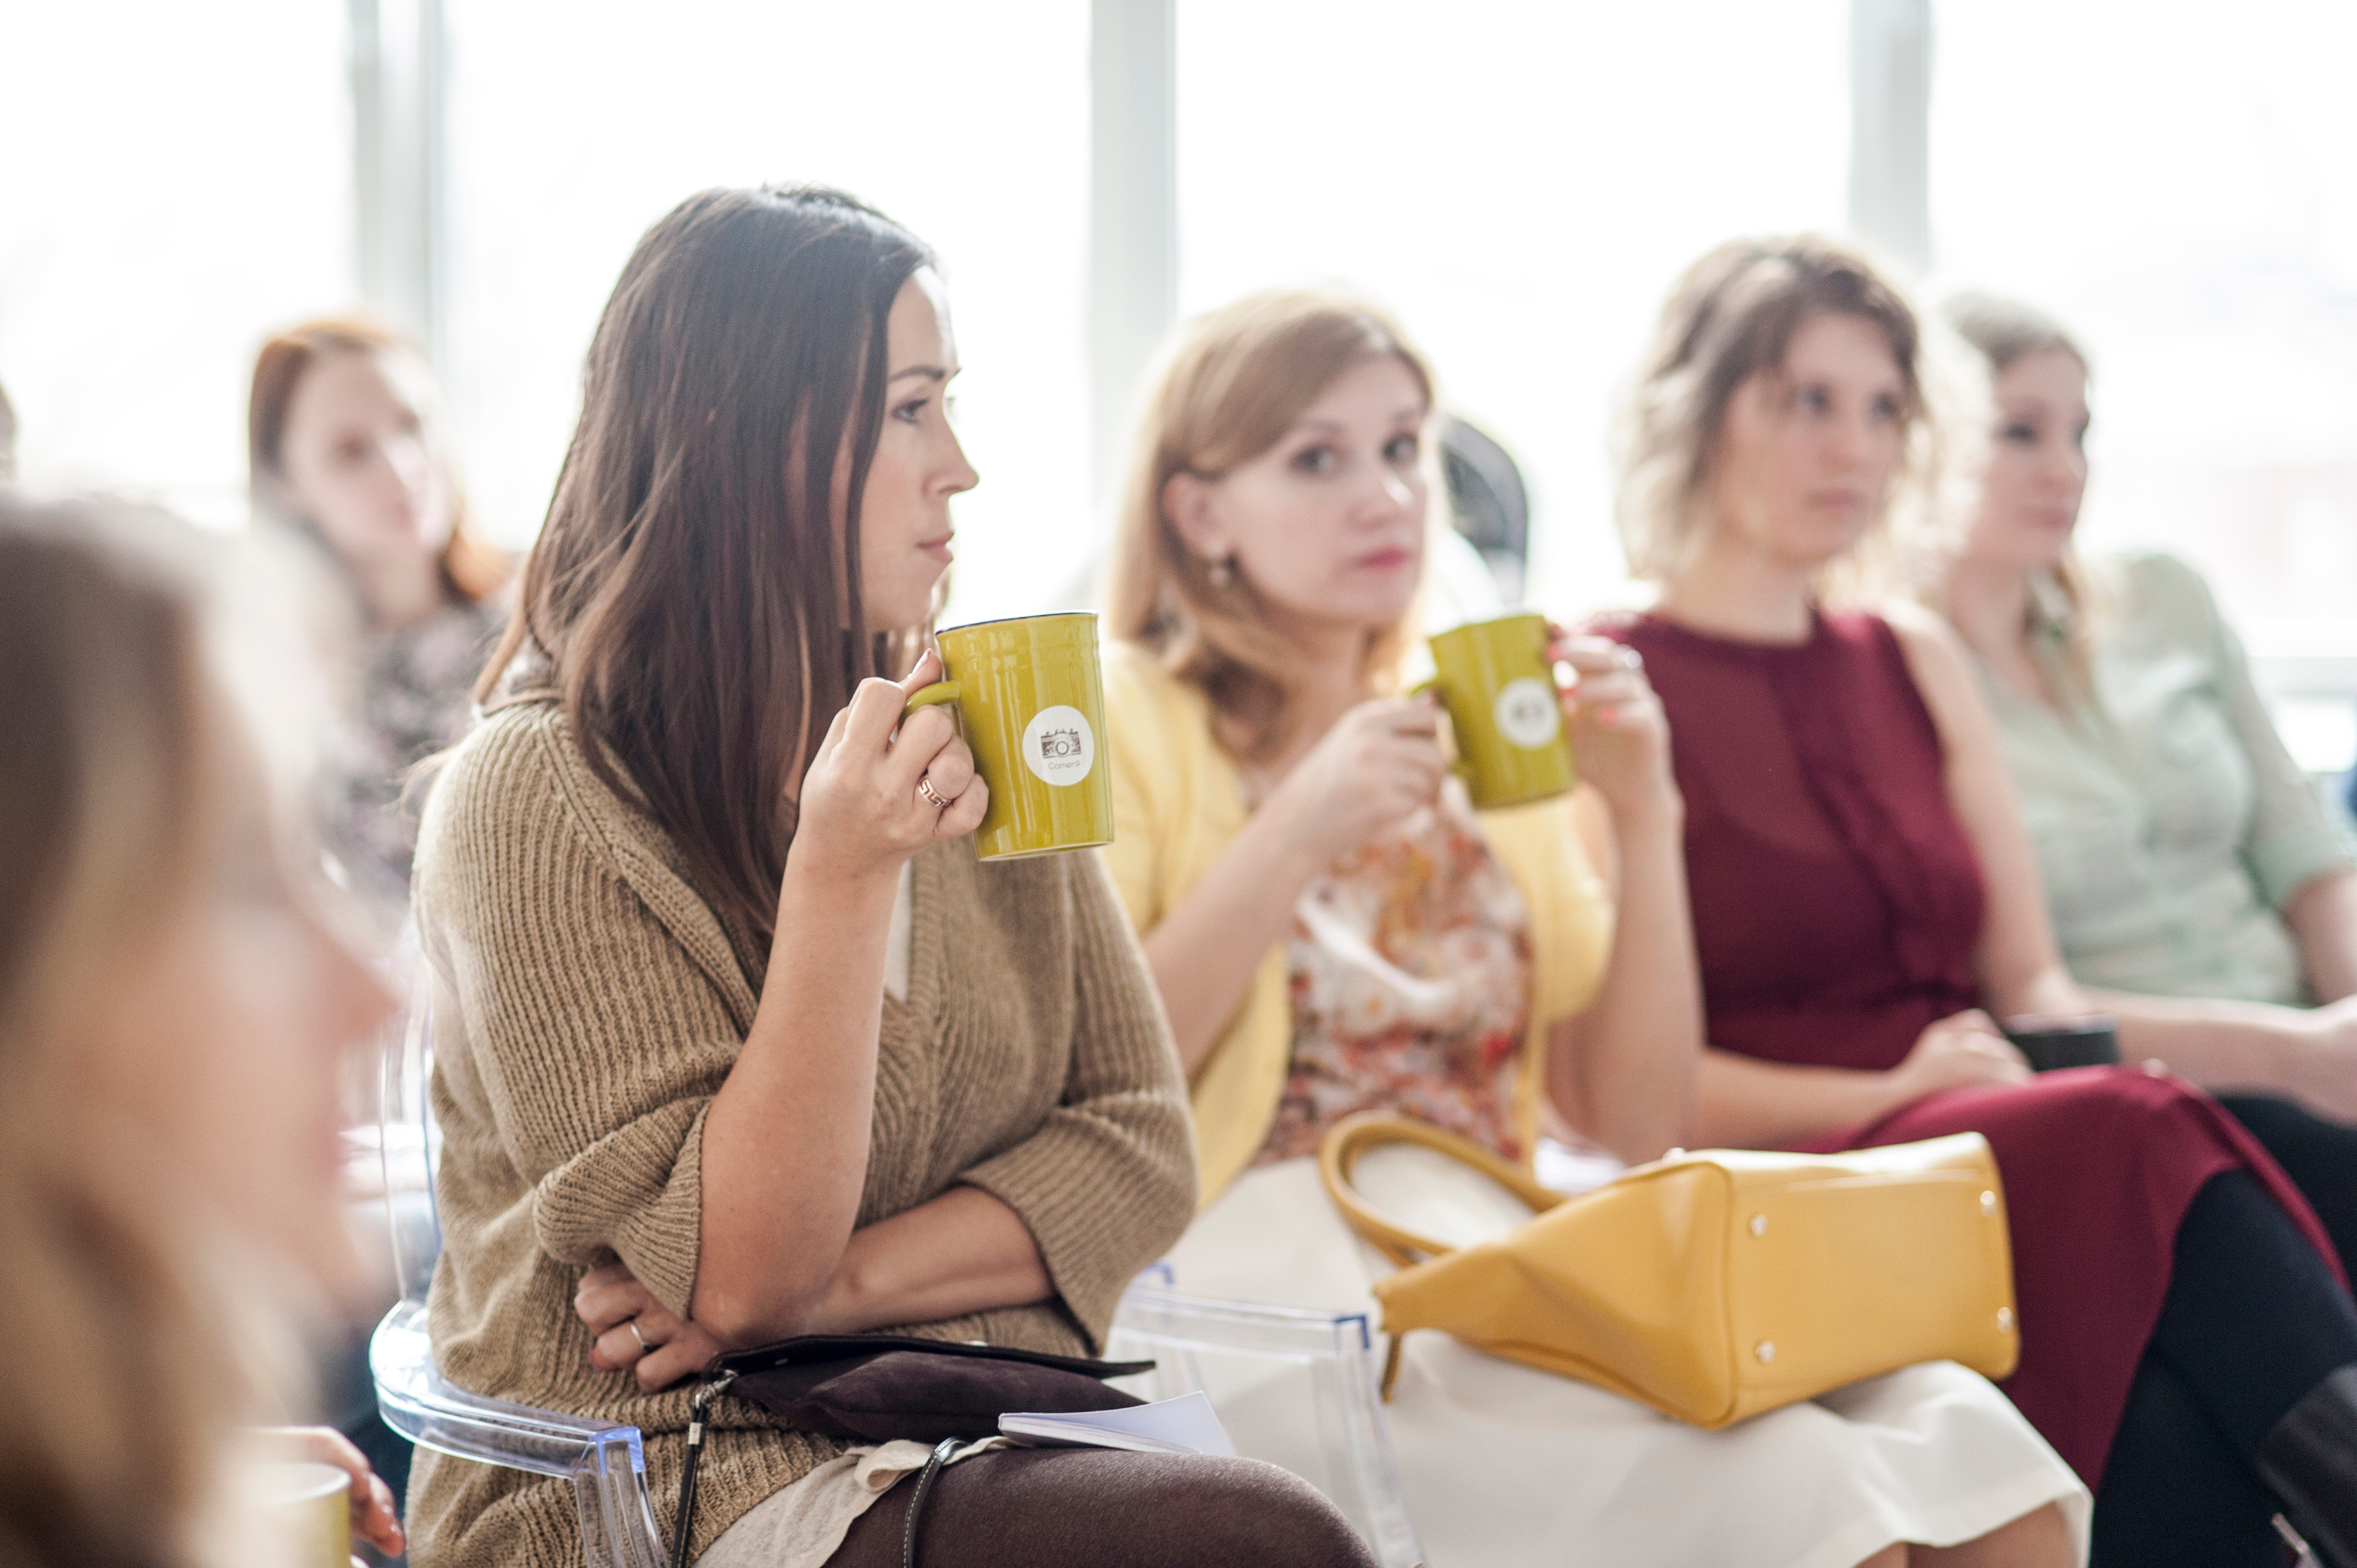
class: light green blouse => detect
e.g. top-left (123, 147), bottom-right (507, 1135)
top-left (1977, 551), bottom-right (2354, 1006)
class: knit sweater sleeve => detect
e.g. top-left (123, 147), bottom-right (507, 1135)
top-left (414, 709), bottom-right (742, 1319)
top-left (958, 849), bottom-right (1197, 1348)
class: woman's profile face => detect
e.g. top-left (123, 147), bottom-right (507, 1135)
top-left (275, 348), bottom-right (454, 578)
top-left (1962, 347), bottom-right (2088, 573)
top-left (1171, 354), bottom-right (1430, 641)
top-left (856, 269), bottom-right (980, 631)
top-left (1712, 311), bottom-right (1907, 573)
top-left (69, 708), bottom-right (390, 1302)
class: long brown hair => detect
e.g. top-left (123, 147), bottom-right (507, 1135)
top-left (1104, 290), bottom-right (1436, 764)
top-left (0, 494), bottom-right (266, 1568)
top-left (477, 185), bottom-right (934, 946)
top-left (1617, 236), bottom-right (1944, 602)
top-left (249, 315), bottom-right (510, 604)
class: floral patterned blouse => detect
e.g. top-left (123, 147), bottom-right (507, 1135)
top-left (1257, 780), bottom-right (1536, 1165)
top-left (316, 594), bottom-right (509, 930)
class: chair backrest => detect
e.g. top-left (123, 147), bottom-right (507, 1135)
top-left (1440, 414), bottom-right (1531, 604)
top-left (375, 935), bottom-right (443, 1306)
top-left (1110, 1282), bottom-right (1425, 1568)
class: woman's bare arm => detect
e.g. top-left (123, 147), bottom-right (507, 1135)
top-left (1543, 788), bottom-right (1697, 1164)
top-left (2286, 867), bottom-right (2357, 1004)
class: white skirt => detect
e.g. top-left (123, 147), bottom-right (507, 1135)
top-left (1169, 1158), bottom-right (2091, 1568)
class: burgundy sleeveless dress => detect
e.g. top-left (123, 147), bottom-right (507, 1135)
top-left (1598, 608), bottom-right (2340, 1484)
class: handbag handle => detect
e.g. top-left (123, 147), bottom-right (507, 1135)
top-left (1318, 1112), bottom-right (1563, 1268)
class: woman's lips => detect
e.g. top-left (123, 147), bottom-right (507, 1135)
top-left (1355, 546), bottom-right (1416, 571)
top-left (920, 535), bottom-right (955, 564)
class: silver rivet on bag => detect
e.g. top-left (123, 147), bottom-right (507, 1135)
top-left (1748, 1214), bottom-right (1768, 1237)
top-left (1980, 1190), bottom-right (1998, 1218)
top-left (1755, 1340), bottom-right (1776, 1364)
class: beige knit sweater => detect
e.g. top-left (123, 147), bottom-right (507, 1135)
top-left (405, 699), bottom-right (1196, 1568)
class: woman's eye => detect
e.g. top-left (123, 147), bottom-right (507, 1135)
top-left (1868, 393), bottom-right (1901, 422)
top-left (1290, 445), bottom-right (1338, 476)
top-left (893, 398), bottom-right (929, 426)
top-left (2000, 422), bottom-right (2039, 445)
top-left (1383, 434), bottom-right (1420, 465)
top-left (1793, 386), bottom-right (1831, 414)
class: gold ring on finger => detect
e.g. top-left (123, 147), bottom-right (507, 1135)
top-left (917, 776), bottom-right (950, 811)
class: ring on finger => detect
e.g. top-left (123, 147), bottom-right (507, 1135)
top-left (627, 1319), bottom-right (655, 1355)
top-left (917, 775), bottom-right (950, 810)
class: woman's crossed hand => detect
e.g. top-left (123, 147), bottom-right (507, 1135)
top-left (579, 1261), bottom-right (727, 1392)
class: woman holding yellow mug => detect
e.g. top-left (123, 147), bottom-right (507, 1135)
top-left (409, 188), bottom-right (1377, 1568)
top-left (1100, 290), bottom-right (2085, 1567)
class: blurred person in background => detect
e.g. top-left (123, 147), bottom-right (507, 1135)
top-left (1100, 289), bottom-right (2082, 1567)
top-left (1935, 293), bottom-right (2357, 1271)
top-left (0, 493), bottom-right (404, 1567)
top-left (1597, 236), bottom-right (2357, 1567)
top-left (248, 317), bottom-right (511, 935)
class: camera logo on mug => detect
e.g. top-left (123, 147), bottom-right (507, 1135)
top-left (1493, 677), bottom-right (1561, 750)
top-left (1022, 705), bottom-right (1097, 786)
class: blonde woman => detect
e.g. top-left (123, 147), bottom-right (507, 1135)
top-left (0, 494), bottom-right (404, 1567)
top-left (1100, 290), bottom-right (2085, 1568)
top-left (1933, 293), bottom-right (2357, 1273)
top-left (1597, 236), bottom-right (2357, 1567)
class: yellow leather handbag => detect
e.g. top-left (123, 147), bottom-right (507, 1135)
top-left (1320, 1113), bottom-right (2020, 1429)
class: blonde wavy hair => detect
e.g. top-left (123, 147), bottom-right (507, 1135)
top-left (0, 497), bottom-right (290, 1568)
top-left (1615, 235), bottom-right (1964, 604)
top-left (1104, 290), bottom-right (1437, 763)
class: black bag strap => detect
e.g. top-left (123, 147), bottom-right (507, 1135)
top-left (901, 1437), bottom-right (961, 1568)
top-left (670, 1370), bottom-right (738, 1568)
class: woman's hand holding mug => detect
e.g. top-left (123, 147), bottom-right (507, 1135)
top-left (1547, 630), bottom-right (1680, 827)
top-left (791, 649), bottom-right (989, 885)
top-left (1266, 698), bottom-right (1450, 868)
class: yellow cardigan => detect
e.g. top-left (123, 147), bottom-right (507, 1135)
top-left (1101, 643), bottom-right (1617, 1206)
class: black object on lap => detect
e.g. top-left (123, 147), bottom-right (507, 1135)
top-left (2003, 1015), bottom-right (2122, 1073)
top-left (671, 1334), bottom-right (1155, 1568)
top-left (720, 1333), bottom-right (1150, 1442)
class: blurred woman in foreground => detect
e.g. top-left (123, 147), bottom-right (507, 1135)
top-left (0, 494), bottom-right (403, 1567)
top-left (250, 318), bottom-right (509, 930)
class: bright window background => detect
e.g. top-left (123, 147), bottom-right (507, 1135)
top-left (1931, 0), bottom-right (2357, 767)
top-left (1176, 0), bottom-right (1851, 621)
top-left (0, 1), bottom-right (352, 525)
top-left (441, 0), bottom-right (1091, 625)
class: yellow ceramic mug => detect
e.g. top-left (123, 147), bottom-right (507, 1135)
top-left (903, 612), bottom-right (1114, 859)
top-left (1418, 612), bottom-right (1576, 811)
top-left (246, 1460), bottom-right (351, 1568)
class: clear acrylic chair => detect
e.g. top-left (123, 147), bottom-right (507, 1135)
top-left (1109, 1276), bottom-right (1425, 1568)
top-left (367, 972), bottom-right (670, 1568)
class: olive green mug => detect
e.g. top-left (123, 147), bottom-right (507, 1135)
top-left (1417, 611), bottom-right (1576, 810)
top-left (903, 612), bottom-right (1114, 859)
top-left (247, 1461), bottom-right (350, 1568)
